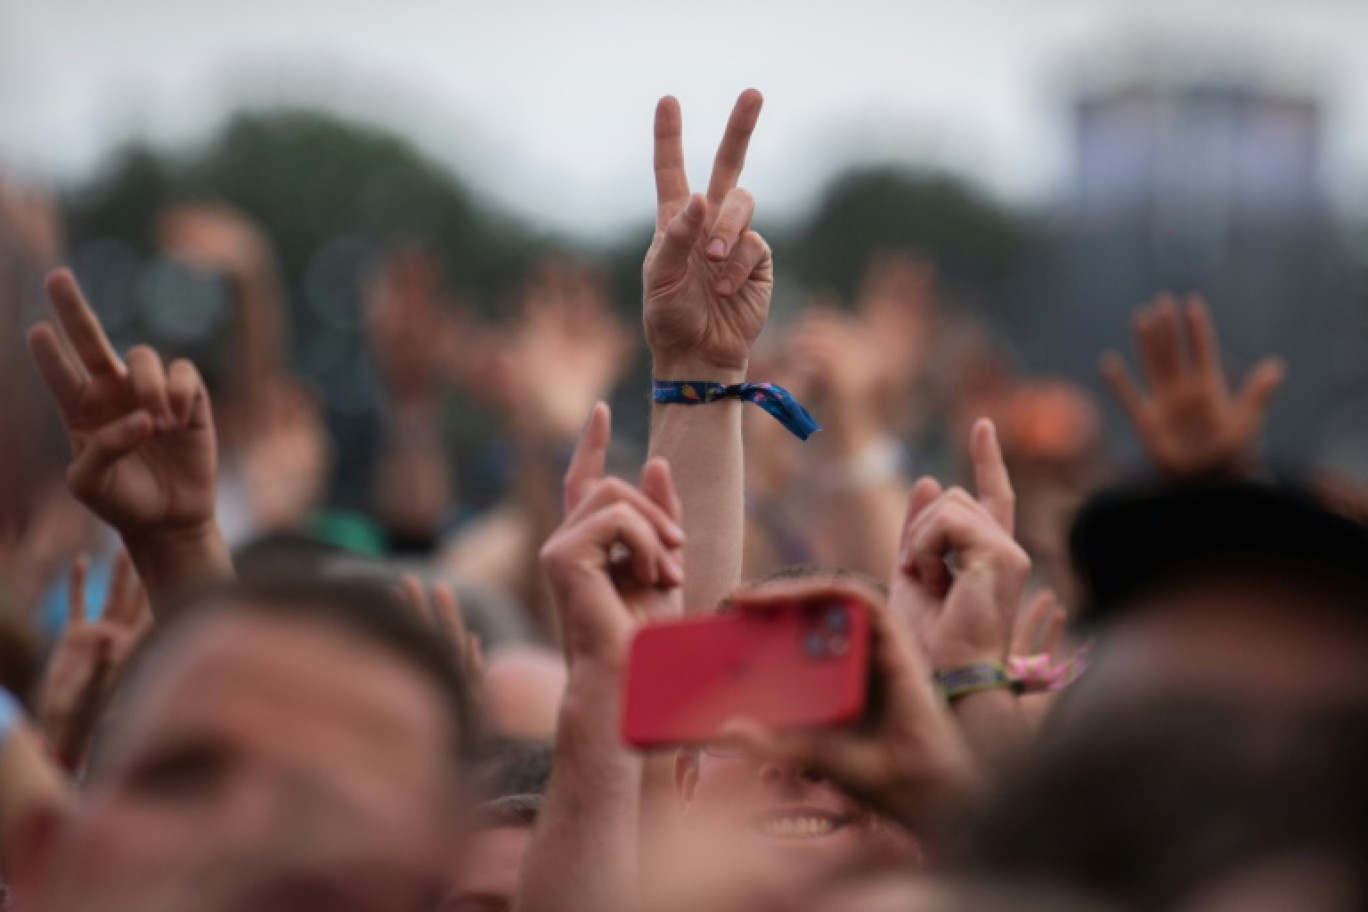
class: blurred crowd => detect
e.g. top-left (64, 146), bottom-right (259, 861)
top-left (1, 87), bottom-right (1367, 912)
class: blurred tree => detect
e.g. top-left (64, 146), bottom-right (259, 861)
top-left (65, 108), bottom-right (536, 308)
top-left (784, 166), bottom-right (1027, 307)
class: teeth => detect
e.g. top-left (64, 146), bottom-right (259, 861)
top-left (759, 815), bottom-right (836, 837)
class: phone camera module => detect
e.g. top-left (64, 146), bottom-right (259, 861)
top-left (823, 605), bottom-right (849, 632)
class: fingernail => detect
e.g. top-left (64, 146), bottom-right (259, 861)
top-left (715, 279), bottom-right (733, 297)
top-left (707, 238), bottom-right (726, 259)
top-left (127, 412), bottom-right (151, 433)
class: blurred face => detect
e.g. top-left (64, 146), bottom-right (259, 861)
top-left (676, 748), bottom-right (923, 886)
top-left (23, 608), bottom-right (463, 912)
top-left (442, 825), bottom-right (532, 912)
top-left (1078, 574), bottom-right (1368, 715)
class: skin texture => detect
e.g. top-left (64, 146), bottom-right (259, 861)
top-left (14, 609), bottom-right (464, 912)
top-left (442, 825), bottom-right (533, 912)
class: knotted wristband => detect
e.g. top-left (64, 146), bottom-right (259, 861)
top-left (652, 380), bottom-right (821, 441)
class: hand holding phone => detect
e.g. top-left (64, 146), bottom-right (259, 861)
top-left (621, 589), bottom-right (872, 749)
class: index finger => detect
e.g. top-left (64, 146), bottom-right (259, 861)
top-left (971, 418), bottom-right (1014, 536)
top-left (654, 96), bottom-right (689, 227)
top-left (564, 402), bottom-right (611, 513)
top-left (705, 89), bottom-right (763, 207)
top-left (46, 268), bottom-right (124, 378)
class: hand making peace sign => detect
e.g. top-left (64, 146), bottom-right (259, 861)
top-left (644, 89), bottom-right (772, 379)
top-left (27, 269), bottom-right (218, 541)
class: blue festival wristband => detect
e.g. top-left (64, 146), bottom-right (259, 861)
top-left (652, 380), bottom-right (821, 441)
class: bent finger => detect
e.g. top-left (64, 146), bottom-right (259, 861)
top-left (67, 412), bottom-right (154, 504)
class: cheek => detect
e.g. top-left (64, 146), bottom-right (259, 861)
top-left (690, 758), bottom-right (758, 811)
top-left (55, 795), bottom-right (218, 900)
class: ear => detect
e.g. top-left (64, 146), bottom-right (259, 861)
top-left (8, 803), bottom-right (69, 902)
top-left (673, 748), bottom-right (700, 823)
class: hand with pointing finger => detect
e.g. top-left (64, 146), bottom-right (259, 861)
top-left (540, 403), bottom-right (686, 670)
top-left (644, 89), bottom-right (772, 381)
top-left (27, 268), bottom-right (230, 609)
top-left (893, 419), bottom-right (1031, 671)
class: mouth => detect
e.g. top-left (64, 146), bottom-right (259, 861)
top-left (750, 808), bottom-right (850, 840)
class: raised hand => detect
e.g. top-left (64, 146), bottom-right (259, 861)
top-left (27, 269), bottom-right (230, 610)
top-left (39, 552), bottom-right (153, 770)
top-left (1101, 293), bottom-right (1285, 479)
top-left (893, 420), bottom-right (1031, 670)
top-left (27, 269), bottom-right (217, 540)
top-left (477, 259), bottom-right (635, 441)
top-left (644, 90), bottom-right (772, 379)
top-left (539, 403), bottom-right (685, 668)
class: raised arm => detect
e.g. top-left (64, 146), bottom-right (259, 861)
top-left (1100, 292), bottom-right (1285, 479)
top-left (518, 403), bottom-right (684, 912)
top-left (894, 420), bottom-right (1035, 773)
top-left (644, 90), bottom-right (773, 613)
top-left (27, 269), bottom-right (232, 615)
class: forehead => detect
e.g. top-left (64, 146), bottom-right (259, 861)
top-left (103, 608), bottom-right (453, 777)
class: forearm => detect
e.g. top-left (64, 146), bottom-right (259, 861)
top-left (123, 520), bottom-right (233, 620)
top-left (648, 362), bottom-right (745, 612)
top-left (517, 668), bottom-right (642, 912)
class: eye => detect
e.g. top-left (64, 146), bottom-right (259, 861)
top-left (124, 742), bottom-right (228, 800)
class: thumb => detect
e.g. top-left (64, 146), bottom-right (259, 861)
top-left (67, 412), bottom-right (154, 504)
top-left (648, 194), bottom-right (706, 283)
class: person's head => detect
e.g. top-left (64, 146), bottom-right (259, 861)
top-left (673, 567), bottom-right (922, 891)
top-left (970, 699), bottom-right (1368, 910)
top-left (441, 794), bottom-right (540, 912)
top-left (16, 576), bottom-right (478, 912)
top-left (1065, 481), bottom-right (1368, 719)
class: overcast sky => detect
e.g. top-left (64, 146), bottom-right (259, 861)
top-left (3, 0), bottom-right (1368, 238)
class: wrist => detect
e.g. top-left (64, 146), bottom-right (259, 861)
top-left (123, 520), bottom-right (233, 602)
top-left (651, 356), bottom-right (747, 387)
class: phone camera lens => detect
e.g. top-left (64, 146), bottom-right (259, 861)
top-left (826, 633), bottom-right (850, 657)
top-left (824, 606), bottom-right (849, 632)
top-left (804, 632), bottom-right (827, 657)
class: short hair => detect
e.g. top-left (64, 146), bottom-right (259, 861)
top-left (473, 793), bottom-right (541, 830)
top-left (751, 563), bottom-right (889, 597)
top-left (115, 575), bottom-right (479, 766)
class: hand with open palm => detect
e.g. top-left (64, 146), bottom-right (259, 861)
top-left (644, 89), bottom-right (772, 381)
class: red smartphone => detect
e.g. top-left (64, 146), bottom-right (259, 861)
top-left (620, 592), bottom-right (871, 749)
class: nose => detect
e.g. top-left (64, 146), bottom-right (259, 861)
top-left (757, 760), bottom-right (825, 788)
